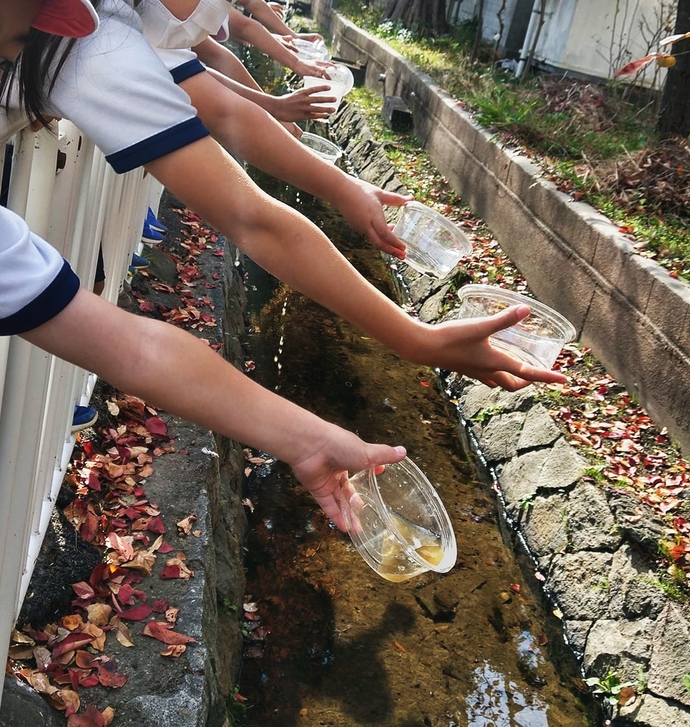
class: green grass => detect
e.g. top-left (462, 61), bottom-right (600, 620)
top-left (336, 2), bottom-right (689, 278)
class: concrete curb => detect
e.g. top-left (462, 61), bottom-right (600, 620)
top-left (313, 1), bottom-right (690, 456)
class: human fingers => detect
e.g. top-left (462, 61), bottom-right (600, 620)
top-left (368, 218), bottom-right (407, 258)
top-left (376, 189), bottom-right (415, 206)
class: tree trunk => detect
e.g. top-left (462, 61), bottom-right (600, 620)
top-left (656, 0), bottom-right (690, 138)
top-left (383, 0), bottom-right (449, 35)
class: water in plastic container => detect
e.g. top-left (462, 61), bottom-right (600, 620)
top-left (299, 132), bottom-right (343, 164)
top-left (341, 458), bottom-right (457, 582)
top-left (456, 284), bottom-right (577, 369)
top-left (393, 202), bottom-right (473, 277)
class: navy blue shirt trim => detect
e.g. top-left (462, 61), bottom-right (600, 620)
top-left (170, 59), bottom-right (206, 84)
top-left (0, 260), bottom-right (80, 336)
top-left (105, 117), bottom-right (210, 174)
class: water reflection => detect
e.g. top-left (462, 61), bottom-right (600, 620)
top-left (465, 662), bottom-right (549, 727)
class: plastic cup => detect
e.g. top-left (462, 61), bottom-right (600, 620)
top-left (456, 284), bottom-right (577, 369)
top-left (299, 131), bottom-right (343, 164)
top-left (393, 201), bottom-right (473, 277)
top-left (294, 38), bottom-right (331, 61)
top-left (324, 63), bottom-right (354, 93)
top-left (340, 458), bottom-right (457, 582)
top-left (302, 75), bottom-right (348, 112)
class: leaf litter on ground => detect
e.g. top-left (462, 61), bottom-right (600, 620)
top-left (5, 205), bottom-right (225, 722)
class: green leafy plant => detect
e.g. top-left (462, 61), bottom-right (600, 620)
top-left (683, 674), bottom-right (690, 694)
top-left (470, 406), bottom-right (505, 424)
top-left (584, 670), bottom-right (636, 705)
top-left (519, 493), bottom-right (537, 513)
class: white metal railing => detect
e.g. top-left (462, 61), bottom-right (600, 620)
top-left (0, 120), bottom-right (157, 710)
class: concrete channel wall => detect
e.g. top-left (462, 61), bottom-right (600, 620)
top-left (312, 1), bottom-right (690, 455)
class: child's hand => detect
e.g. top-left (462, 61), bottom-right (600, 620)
top-left (289, 428), bottom-right (406, 531)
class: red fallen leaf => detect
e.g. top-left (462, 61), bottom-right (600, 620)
top-left (420, 381), bottom-right (430, 387)
top-left (72, 582), bottom-right (95, 601)
top-left (79, 674), bottom-right (100, 688)
top-left (615, 54), bottom-right (659, 77)
top-left (97, 662), bottom-right (127, 688)
top-left (158, 542), bottom-right (175, 554)
top-left (152, 599), bottom-right (169, 613)
top-left (145, 417), bottom-right (167, 436)
top-left (80, 512), bottom-right (100, 543)
top-left (117, 604), bottom-right (153, 621)
top-left (138, 301), bottom-right (155, 314)
top-left (509, 583), bottom-right (521, 595)
top-left (69, 669), bottom-right (81, 691)
top-left (160, 565), bottom-right (183, 580)
top-left (67, 704), bottom-right (105, 727)
top-left (669, 544), bottom-right (686, 561)
top-left (52, 633), bottom-right (95, 658)
top-left (141, 621), bottom-right (197, 645)
top-left (147, 516), bottom-right (166, 534)
top-left (116, 584), bottom-right (137, 606)
top-left (87, 472), bottom-right (101, 491)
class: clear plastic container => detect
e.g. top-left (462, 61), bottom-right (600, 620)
top-left (393, 202), bottom-right (473, 277)
top-left (294, 38), bottom-right (331, 61)
top-left (341, 458), bottom-right (457, 582)
top-left (299, 132), bottom-right (343, 164)
top-left (325, 63), bottom-right (354, 93)
top-left (456, 284), bottom-right (577, 369)
top-left (302, 76), bottom-right (349, 112)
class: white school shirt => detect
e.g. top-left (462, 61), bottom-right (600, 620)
top-left (43, 0), bottom-right (211, 173)
top-left (0, 207), bottom-right (79, 336)
top-left (154, 46), bottom-right (207, 84)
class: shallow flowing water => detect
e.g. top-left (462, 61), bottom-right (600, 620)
top-left (236, 162), bottom-right (596, 726)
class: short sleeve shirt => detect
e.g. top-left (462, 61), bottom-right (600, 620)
top-left (44, 0), bottom-right (211, 173)
top-left (0, 207), bottom-right (79, 335)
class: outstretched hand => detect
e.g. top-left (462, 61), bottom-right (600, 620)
top-left (336, 178), bottom-right (413, 257)
top-left (413, 305), bottom-right (568, 390)
top-left (273, 86), bottom-right (337, 121)
top-left (289, 427), bottom-right (407, 531)
top-left (291, 58), bottom-right (334, 79)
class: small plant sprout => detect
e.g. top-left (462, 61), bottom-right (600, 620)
top-left (584, 670), bottom-right (637, 706)
top-left (683, 674), bottom-right (690, 694)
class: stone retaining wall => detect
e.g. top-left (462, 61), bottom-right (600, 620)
top-left (313, 1), bottom-right (690, 456)
top-left (330, 98), bottom-right (690, 727)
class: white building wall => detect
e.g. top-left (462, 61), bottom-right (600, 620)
top-left (535, 0), bottom-right (673, 85)
top-left (451, 0), bottom-right (672, 86)
top-left (453, 0), bottom-right (525, 44)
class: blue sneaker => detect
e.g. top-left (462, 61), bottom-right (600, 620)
top-left (71, 405), bottom-right (98, 434)
top-left (142, 219), bottom-right (164, 245)
top-left (147, 207), bottom-right (167, 233)
top-left (130, 252), bottom-right (150, 270)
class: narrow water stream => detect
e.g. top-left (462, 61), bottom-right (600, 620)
top-left (237, 166), bottom-right (595, 726)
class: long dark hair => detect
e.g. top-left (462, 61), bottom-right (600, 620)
top-left (1, 0), bottom-right (104, 126)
